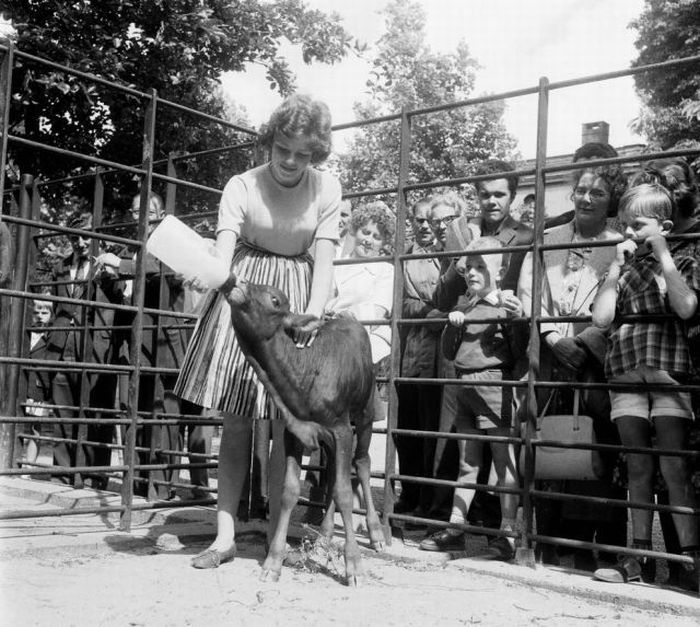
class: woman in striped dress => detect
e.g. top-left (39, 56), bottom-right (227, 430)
top-left (175, 94), bottom-right (341, 569)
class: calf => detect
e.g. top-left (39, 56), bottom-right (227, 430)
top-left (223, 278), bottom-right (386, 586)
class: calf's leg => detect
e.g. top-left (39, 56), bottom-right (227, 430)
top-left (332, 424), bottom-right (365, 586)
top-left (260, 431), bottom-right (303, 582)
top-left (353, 409), bottom-right (385, 551)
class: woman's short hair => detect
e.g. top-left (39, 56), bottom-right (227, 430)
top-left (572, 164), bottom-right (628, 216)
top-left (634, 158), bottom-right (699, 220)
top-left (350, 200), bottom-right (395, 243)
top-left (258, 94), bottom-right (333, 164)
top-left (618, 183), bottom-right (674, 223)
top-left (429, 191), bottom-right (466, 216)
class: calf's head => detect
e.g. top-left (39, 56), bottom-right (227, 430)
top-left (225, 282), bottom-right (317, 342)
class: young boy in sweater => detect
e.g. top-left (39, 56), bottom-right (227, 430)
top-left (420, 237), bottom-right (525, 561)
top-left (592, 183), bottom-right (699, 589)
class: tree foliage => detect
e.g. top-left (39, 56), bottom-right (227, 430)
top-left (4, 0), bottom-right (353, 222)
top-left (630, 0), bottom-right (700, 149)
top-left (336, 0), bottom-right (517, 208)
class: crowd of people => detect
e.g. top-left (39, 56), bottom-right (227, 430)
top-left (21, 194), bottom-right (212, 500)
top-left (14, 92), bottom-right (700, 592)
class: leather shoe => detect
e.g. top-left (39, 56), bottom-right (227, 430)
top-left (594, 556), bottom-right (642, 583)
top-left (487, 536), bottom-right (515, 562)
top-left (419, 529), bottom-right (465, 552)
top-left (191, 543), bottom-right (237, 569)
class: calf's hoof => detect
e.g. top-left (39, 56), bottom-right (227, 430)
top-left (259, 568), bottom-right (281, 583)
top-left (370, 538), bottom-right (385, 552)
top-left (345, 572), bottom-right (365, 587)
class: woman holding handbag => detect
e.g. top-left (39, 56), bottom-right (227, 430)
top-left (517, 162), bottom-right (628, 571)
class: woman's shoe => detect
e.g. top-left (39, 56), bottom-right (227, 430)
top-left (593, 556), bottom-right (642, 583)
top-left (419, 529), bottom-right (465, 552)
top-left (191, 543), bottom-right (237, 569)
top-left (487, 536), bottom-right (515, 562)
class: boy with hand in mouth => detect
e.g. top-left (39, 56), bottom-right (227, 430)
top-left (592, 183), bottom-right (699, 589)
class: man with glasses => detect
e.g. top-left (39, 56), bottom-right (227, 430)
top-left (96, 192), bottom-right (210, 500)
top-left (48, 212), bottom-right (122, 487)
top-left (395, 196), bottom-right (447, 520)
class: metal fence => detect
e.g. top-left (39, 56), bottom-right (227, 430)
top-left (1, 41), bottom-right (700, 589)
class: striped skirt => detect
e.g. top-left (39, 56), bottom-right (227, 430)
top-left (174, 242), bottom-right (313, 418)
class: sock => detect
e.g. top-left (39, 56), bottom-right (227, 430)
top-left (446, 513), bottom-right (465, 536)
top-left (500, 517), bottom-right (517, 547)
top-left (681, 545), bottom-right (700, 571)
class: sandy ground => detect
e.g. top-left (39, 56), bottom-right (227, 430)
top-left (2, 528), bottom-right (698, 627)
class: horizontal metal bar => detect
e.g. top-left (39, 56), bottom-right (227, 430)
top-left (532, 488), bottom-right (699, 516)
top-left (8, 134), bottom-right (145, 175)
top-left (547, 53), bottom-right (700, 92)
top-left (0, 288), bottom-right (195, 319)
top-left (3, 416), bottom-right (224, 427)
top-left (1, 214), bottom-right (140, 247)
top-left (151, 170), bottom-right (223, 195)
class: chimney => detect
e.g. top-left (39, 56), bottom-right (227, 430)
top-left (581, 121), bottom-right (609, 145)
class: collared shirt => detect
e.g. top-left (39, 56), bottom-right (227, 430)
top-left (605, 250), bottom-right (697, 379)
top-left (442, 290), bottom-right (516, 373)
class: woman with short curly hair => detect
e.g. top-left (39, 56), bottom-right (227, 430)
top-left (325, 200), bottom-right (396, 364)
top-left (175, 93), bottom-right (341, 570)
top-left (258, 93), bottom-right (332, 164)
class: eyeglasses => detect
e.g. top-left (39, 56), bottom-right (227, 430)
top-left (413, 217), bottom-right (431, 226)
top-left (430, 215), bottom-right (459, 228)
top-left (573, 187), bottom-right (608, 200)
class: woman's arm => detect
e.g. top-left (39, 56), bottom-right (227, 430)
top-left (215, 230), bottom-right (237, 269)
top-left (306, 238), bottom-right (336, 318)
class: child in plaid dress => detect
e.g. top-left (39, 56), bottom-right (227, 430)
top-left (592, 183), bottom-right (699, 589)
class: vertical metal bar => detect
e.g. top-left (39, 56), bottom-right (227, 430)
top-left (165, 155), bottom-right (177, 216)
top-left (0, 42), bottom-right (13, 215)
top-left (382, 107), bottom-right (411, 543)
top-left (11, 178), bottom-right (42, 466)
top-left (0, 175), bottom-right (33, 468)
top-left (120, 91), bottom-right (157, 530)
top-left (0, 43), bottom-right (16, 468)
top-left (516, 76), bottom-right (549, 567)
top-left (73, 170), bottom-right (106, 487)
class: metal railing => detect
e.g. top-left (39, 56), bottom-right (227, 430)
top-left (1, 42), bottom-right (699, 591)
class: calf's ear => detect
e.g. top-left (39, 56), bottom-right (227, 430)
top-left (282, 313), bottom-right (320, 333)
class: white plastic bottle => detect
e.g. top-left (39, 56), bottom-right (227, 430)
top-left (146, 215), bottom-right (230, 289)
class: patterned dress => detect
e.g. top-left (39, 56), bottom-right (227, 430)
top-left (174, 164), bottom-right (341, 418)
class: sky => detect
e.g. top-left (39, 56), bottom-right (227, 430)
top-left (221, 0), bottom-right (647, 158)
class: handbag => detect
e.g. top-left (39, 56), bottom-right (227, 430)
top-left (521, 388), bottom-right (598, 480)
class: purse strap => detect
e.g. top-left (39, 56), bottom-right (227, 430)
top-left (536, 387), bottom-right (582, 431)
top-left (572, 388), bottom-right (580, 432)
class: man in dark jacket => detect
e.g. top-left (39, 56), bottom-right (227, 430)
top-left (48, 212), bottom-right (122, 486)
top-left (95, 193), bottom-right (209, 500)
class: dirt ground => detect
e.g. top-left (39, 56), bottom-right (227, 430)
top-left (2, 529), bottom-right (698, 627)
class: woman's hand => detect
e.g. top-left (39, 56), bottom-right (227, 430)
top-left (551, 336), bottom-right (587, 371)
top-left (183, 244), bottom-right (220, 292)
top-left (499, 290), bottom-right (523, 317)
top-left (293, 315), bottom-right (322, 348)
top-left (93, 252), bottom-right (121, 277)
top-left (448, 310), bottom-right (466, 327)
